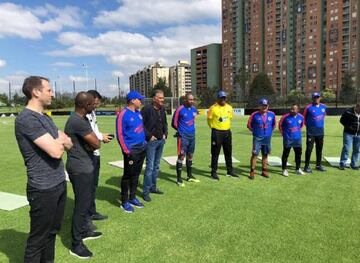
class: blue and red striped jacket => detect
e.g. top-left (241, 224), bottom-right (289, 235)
top-left (171, 105), bottom-right (197, 136)
top-left (247, 110), bottom-right (276, 138)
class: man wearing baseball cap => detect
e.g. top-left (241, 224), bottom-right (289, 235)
top-left (303, 92), bottom-right (327, 173)
top-left (207, 91), bottom-right (238, 180)
top-left (247, 98), bottom-right (276, 179)
top-left (116, 90), bottom-right (147, 213)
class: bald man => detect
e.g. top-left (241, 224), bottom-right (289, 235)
top-left (65, 92), bottom-right (101, 259)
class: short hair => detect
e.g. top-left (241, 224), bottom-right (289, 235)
top-left (292, 103), bottom-right (299, 108)
top-left (87, 89), bottom-right (102, 100)
top-left (151, 89), bottom-right (164, 98)
top-left (184, 92), bottom-right (193, 100)
top-left (22, 76), bottom-right (49, 100)
top-left (75, 91), bottom-right (90, 108)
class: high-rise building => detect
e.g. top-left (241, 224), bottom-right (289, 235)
top-left (190, 43), bottom-right (222, 97)
top-left (222, 0), bottom-right (359, 99)
top-left (169, 60), bottom-right (192, 97)
top-left (129, 62), bottom-right (169, 97)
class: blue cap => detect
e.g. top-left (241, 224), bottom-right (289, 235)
top-left (312, 92), bottom-right (320, 98)
top-left (259, 98), bottom-right (269, 106)
top-left (126, 91), bottom-right (144, 101)
top-left (217, 91), bottom-right (227, 98)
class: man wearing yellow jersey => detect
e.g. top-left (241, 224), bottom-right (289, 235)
top-left (207, 91), bottom-right (239, 180)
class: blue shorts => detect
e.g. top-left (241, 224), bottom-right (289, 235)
top-left (177, 134), bottom-right (195, 156)
top-left (252, 136), bottom-right (271, 155)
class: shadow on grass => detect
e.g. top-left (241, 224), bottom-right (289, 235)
top-left (0, 229), bottom-right (27, 263)
top-left (58, 196), bottom-right (74, 250)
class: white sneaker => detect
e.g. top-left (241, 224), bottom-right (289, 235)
top-left (296, 168), bottom-right (305, 175)
top-left (282, 169), bottom-right (289, 177)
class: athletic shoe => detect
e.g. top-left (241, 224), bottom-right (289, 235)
top-left (261, 170), bottom-right (269, 178)
top-left (121, 202), bottom-right (134, 213)
top-left (129, 198), bottom-right (144, 208)
top-left (177, 177), bottom-right (185, 187)
top-left (282, 169), bottom-right (289, 177)
top-left (91, 213), bottom-right (108, 221)
top-left (211, 173), bottom-right (219, 180)
top-left (350, 166), bottom-right (359, 170)
top-left (142, 194), bottom-right (151, 202)
top-left (85, 221), bottom-right (97, 231)
top-left (226, 172), bottom-right (240, 178)
top-left (82, 231), bottom-right (102, 241)
top-left (150, 188), bottom-right (164, 195)
top-left (248, 171), bottom-right (255, 180)
top-left (69, 243), bottom-right (93, 259)
top-left (295, 169), bottom-right (305, 175)
top-left (303, 166), bottom-right (312, 173)
top-left (187, 175), bottom-right (200, 183)
top-left (315, 165), bottom-right (326, 172)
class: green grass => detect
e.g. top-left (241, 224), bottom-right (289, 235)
top-left (0, 115), bottom-right (359, 262)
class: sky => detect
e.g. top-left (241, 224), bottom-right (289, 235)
top-left (0, 0), bottom-right (221, 97)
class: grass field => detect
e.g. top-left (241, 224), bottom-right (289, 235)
top-left (0, 115), bottom-right (359, 263)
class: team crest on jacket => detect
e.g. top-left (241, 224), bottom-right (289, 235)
top-left (268, 117), bottom-right (272, 121)
top-left (321, 109), bottom-right (325, 112)
top-left (298, 120), bottom-right (302, 124)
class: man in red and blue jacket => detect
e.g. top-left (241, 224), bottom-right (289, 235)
top-left (303, 92), bottom-right (327, 173)
top-left (279, 104), bottom-right (305, 176)
top-left (247, 98), bottom-right (276, 179)
top-left (171, 93), bottom-right (199, 186)
top-left (116, 91), bottom-right (147, 213)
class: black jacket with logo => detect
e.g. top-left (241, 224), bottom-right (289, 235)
top-left (340, 107), bottom-right (360, 135)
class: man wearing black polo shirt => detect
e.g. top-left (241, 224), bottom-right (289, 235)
top-left (141, 89), bottom-right (168, 202)
top-left (15, 76), bottom-right (73, 263)
top-left (65, 92), bottom-right (101, 259)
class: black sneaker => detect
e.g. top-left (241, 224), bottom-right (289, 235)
top-left (91, 213), bottom-right (108, 221)
top-left (303, 166), bottom-right (313, 173)
top-left (226, 172), bottom-right (239, 178)
top-left (150, 188), bottom-right (164, 195)
top-left (143, 194), bottom-right (151, 202)
top-left (351, 166), bottom-right (359, 170)
top-left (315, 165), bottom-right (326, 172)
top-left (338, 164), bottom-right (345, 170)
top-left (85, 221), bottom-right (97, 231)
top-left (69, 243), bottom-right (93, 259)
top-left (82, 231), bottom-right (102, 241)
top-left (211, 173), bottom-right (219, 180)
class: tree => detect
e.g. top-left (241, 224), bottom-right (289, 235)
top-left (0, 93), bottom-right (8, 105)
top-left (340, 72), bottom-right (356, 104)
top-left (152, 77), bottom-right (172, 97)
top-left (286, 89), bottom-right (306, 107)
top-left (234, 67), bottom-right (249, 103)
top-left (197, 86), bottom-right (218, 108)
top-left (247, 72), bottom-right (275, 107)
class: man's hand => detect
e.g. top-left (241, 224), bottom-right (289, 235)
top-left (102, 133), bottom-right (112, 143)
top-left (150, 136), bottom-right (157, 141)
top-left (58, 131), bottom-right (73, 150)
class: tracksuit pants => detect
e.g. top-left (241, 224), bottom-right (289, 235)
top-left (305, 135), bottom-right (324, 167)
top-left (211, 129), bottom-right (233, 174)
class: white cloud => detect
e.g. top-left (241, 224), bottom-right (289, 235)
top-left (112, 71), bottom-right (125, 78)
top-left (69, 75), bottom-right (87, 82)
top-left (94, 0), bottom-right (220, 27)
top-left (0, 59), bottom-right (6, 68)
top-left (0, 71), bottom-right (29, 94)
top-left (52, 61), bottom-right (75, 67)
top-left (0, 3), bottom-right (83, 39)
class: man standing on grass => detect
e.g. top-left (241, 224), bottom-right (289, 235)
top-left (141, 89), bottom-right (168, 202)
top-left (279, 104), bottom-right (305, 176)
top-left (86, 90), bottom-right (111, 222)
top-left (172, 92), bottom-right (199, 187)
top-left (207, 91), bottom-right (238, 180)
top-left (338, 103), bottom-right (360, 170)
top-left (116, 91), bottom-right (147, 213)
top-left (247, 98), bottom-right (276, 179)
top-left (303, 92), bottom-right (327, 173)
top-left (15, 76), bottom-right (73, 262)
top-left (65, 92), bottom-right (102, 259)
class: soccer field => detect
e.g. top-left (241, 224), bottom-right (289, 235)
top-left (0, 115), bottom-right (359, 262)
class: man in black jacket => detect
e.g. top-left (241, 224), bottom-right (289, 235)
top-left (141, 89), bottom-right (168, 202)
top-left (339, 103), bottom-right (360, 170)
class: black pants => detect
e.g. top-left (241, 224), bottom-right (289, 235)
top-left (211, 129), bottom-right (233, 174)
top-left (305, 135), bottom-right (324, 167)
top-left (69, 171), bottom-right (94, 248)
top-left (121, 147), bottom-right (146, 203)
top-left (282, 146), bottom-right (302, 170)
top-left (24, 181), bottom-right (66, 263)
top-left (89, 155), bottom-right (100, 216)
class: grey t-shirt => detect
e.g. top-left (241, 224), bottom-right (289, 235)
top-left (65, 113), bottom-right (94, 175)
top-left (15, 108), bottom-right (65, 190)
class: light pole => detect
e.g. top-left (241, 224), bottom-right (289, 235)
top-left (82, 63), bottom-right (89, 90)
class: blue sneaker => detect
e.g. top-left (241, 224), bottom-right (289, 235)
top-left (129, 198), bottom-right (144, 208)
top-left (315, 165), bottom-right (326, 172)
top-left (121, 202), bottom-right (134, 213)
